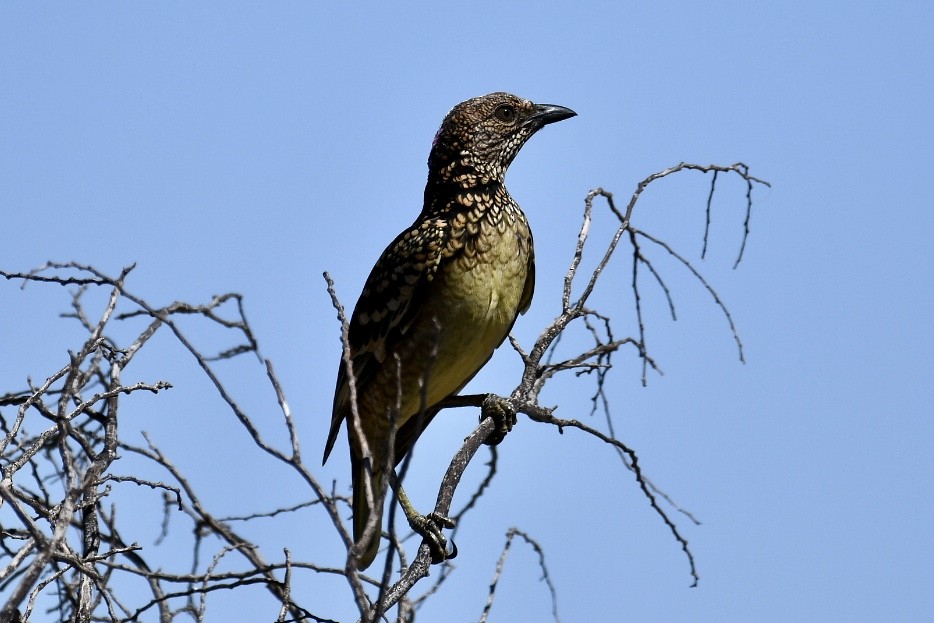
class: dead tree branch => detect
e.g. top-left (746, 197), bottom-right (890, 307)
top-left (0, 161), bottom-right (768, 622)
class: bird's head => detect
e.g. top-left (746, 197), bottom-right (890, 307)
top-left (427, 92), bottom-right (576, 186)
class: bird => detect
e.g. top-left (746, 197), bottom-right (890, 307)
top-left (322, 92), bottom-right (576, 570)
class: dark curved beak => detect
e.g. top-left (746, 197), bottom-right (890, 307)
top-left (529, 103), bottom-right (577, 126)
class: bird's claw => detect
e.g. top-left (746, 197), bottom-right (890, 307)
top-left (481, 394), bottom-right (516, 446)
top-left (409, 511), bottom-right (457, 564)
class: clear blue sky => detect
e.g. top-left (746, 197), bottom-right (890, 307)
top-left (2, 2), bottom-right (932, 621)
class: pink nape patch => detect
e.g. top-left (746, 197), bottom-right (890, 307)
top-left (431, 126), bottom-right (443, 147)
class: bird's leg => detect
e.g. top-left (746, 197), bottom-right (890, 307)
top-left (390, 475), bottom-right (457, 564)
top-left (481, 394), bottom-right (517, 446)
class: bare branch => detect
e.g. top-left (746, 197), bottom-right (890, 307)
top-left (479, 528), bottom-right (560, 623)
top-left (0, 160), bottom-right (767, 620)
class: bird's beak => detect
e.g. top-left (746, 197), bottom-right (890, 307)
top-left (529, 103), bottom-right (577, 126)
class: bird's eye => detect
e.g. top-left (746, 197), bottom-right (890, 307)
top-left (493, 104), bottom-right (517, 123)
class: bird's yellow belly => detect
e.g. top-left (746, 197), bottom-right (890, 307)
top-left (398, 227), bottom-right (528, 419)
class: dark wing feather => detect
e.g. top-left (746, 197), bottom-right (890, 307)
top-left (323, 217), bottom-right (452, 464)
top-left (518, 231), bottom-right (535, 315)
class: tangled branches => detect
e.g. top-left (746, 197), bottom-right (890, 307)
top-left (0, 162), bottom-right (768, 622)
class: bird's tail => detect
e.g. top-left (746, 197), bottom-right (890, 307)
top-left (352, 455), bottom-right (383, 570)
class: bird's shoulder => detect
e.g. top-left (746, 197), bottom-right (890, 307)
top-left (348, 215), bottom-right (457, 358)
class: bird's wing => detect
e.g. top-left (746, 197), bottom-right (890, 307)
top-left (518, 234), bottom-right (535, 315)
top-left (323, 217), bottom-right (452, 464)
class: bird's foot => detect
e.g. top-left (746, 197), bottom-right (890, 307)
top-left (481, 394), bottom-right (516, 446)
top-left (396, 484), bottom-right (457, 564)
top-left (408, 511), bottom-right (457, 564)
